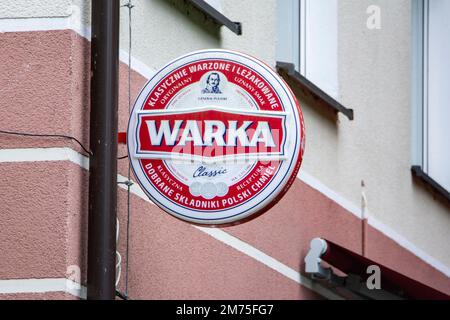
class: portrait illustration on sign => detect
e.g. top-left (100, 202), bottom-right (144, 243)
top-left (202, 72), bottom-right (222, 94)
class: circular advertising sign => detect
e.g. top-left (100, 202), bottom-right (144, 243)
top-left (128, 49), bottom-right (305, 225)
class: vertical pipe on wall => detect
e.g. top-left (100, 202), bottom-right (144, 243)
top-left (87, 0), bottom-right (120, 300)
top-left (361, 180), bottom-right (368, 257)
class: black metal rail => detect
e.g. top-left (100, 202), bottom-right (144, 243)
top-left (187, 0), bottom-right (242, 35)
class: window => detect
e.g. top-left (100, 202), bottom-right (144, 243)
top-left (277, 0), bottom-right (339, 99)
top-left (413, 0), bottom-right (450, 193)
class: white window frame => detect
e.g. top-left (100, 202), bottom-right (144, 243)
top-left (277, 0), bottom-right (300, 68)
top-left (277, 0), bottom-right (339, 99)
top-left (412, 0), bottom-right (425, 168)
top-left (412, 0), bottom-right (450, 193)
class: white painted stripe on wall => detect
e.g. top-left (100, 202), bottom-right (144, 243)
top-left (0, 147), bottom-right (75, 164)
top-left (1, 147), bottom-right (450, 280)
top-left (0, 278), bottom-right (86, 299)
top-left (0, 17), bottom-right (73, 33)
top-left (117, 174), bottom-right (153, 204)
top-left (64, 279), bottom-right (87, 299)
top-left (0, 147), bottom-right (89, 170)
top-left (196, 227), bottom-right (343, 300)
top-left (0, 16), bottom-right (156, 81)
top-left (368, 216), bottom-right (450, 278)
top-left (119, 50), bottom-right (156, 80)
top-left (297, 170), bottom-right (362, 219)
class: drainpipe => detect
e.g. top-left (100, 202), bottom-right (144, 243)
top-left (87, 0), bottom-right (120, 300)
top-left (361, 180), bottom-right (368, 257)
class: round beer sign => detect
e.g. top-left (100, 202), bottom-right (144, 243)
top-left (128, 49), bottom-right (305, 225)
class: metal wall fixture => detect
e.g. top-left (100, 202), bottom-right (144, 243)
top-left (187, 0), bottom-right (242, 35)
top-left (87, 0), bottom-right (120, 300)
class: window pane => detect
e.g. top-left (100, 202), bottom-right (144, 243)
top-left (276, 0), bottom-right (300, 68)
top-left (427, 0), bottom-right (450, 190)
top-left (303, 0), bottom-right (338, 98)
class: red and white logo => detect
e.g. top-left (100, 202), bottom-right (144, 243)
top-left (128, 50), bottom-right (305, 225)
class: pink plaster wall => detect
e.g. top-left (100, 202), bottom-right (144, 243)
top-left (0, 292), bottom-right (78, 300)
top-left (0, 162), bottom-right (71, 279)
top-left (367, 225), bottom-right (450, 295)
top-left (223, 180), bottom-right (363, 272)
top-left (118, 191), bottom-right (320, 299)
top-left (0, 30), bottom-right (90, 155)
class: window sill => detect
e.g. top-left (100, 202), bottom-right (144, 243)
top-left (276, 61), bottom-right (354, 121)
top-left (187, 0), bottom-right (242, 35)
top-left (411, 166), bottom-right (450, 204)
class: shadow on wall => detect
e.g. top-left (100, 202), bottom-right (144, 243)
top-left (285, 76), bottom-right (340, 126)
top-left (155, 0), bottom-right (221, 39)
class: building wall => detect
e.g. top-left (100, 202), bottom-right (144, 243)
top-left (0, 0), bottom-right (449, 299)
top-left (0, 0), bottom-right (71, 18)
top-left (294, 0), bottom-right (450, 267)
top-left (338, 0), bottom-right (450, 267)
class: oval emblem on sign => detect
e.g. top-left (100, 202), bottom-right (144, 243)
top-left (128, 50), bottom-right (305, 225)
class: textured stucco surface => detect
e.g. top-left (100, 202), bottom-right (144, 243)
top-left (0, 30), bottom-right (90, 155)
top-left (0, 160), bottom-right (87, 282)
top-left (221, 0), bottom-right (277, 66)
top-left (335, 0), bottom-right (450, 266)
top-left (115, 162), bottom-right (450, 297)
top-left (0, 0), bottom-right (72, 18)
top-left (367, 226), bottom-right (450, 295)
top-left (71, 0), bottom-right (277, 71)
top-left (0, 159), bottom-right (88, 283)
top-left (224, 179), bottom-right (363, 273)
top-left (0, 292), bottom-right (78, 300)
top-left (272, 0), bottom-right (450, 268)
top-left (116, 0), bottom-right (450, 271)
top-left (119, 190), bottom-right (320, 299)
top-left (119, 0), bottom-right (221, 70)
top-left (2, 156), bottom-right (448, 296)
top-left (0, 162), bottom-right (71, 279)
top-left (65, 162), bottom-right (89, 284)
